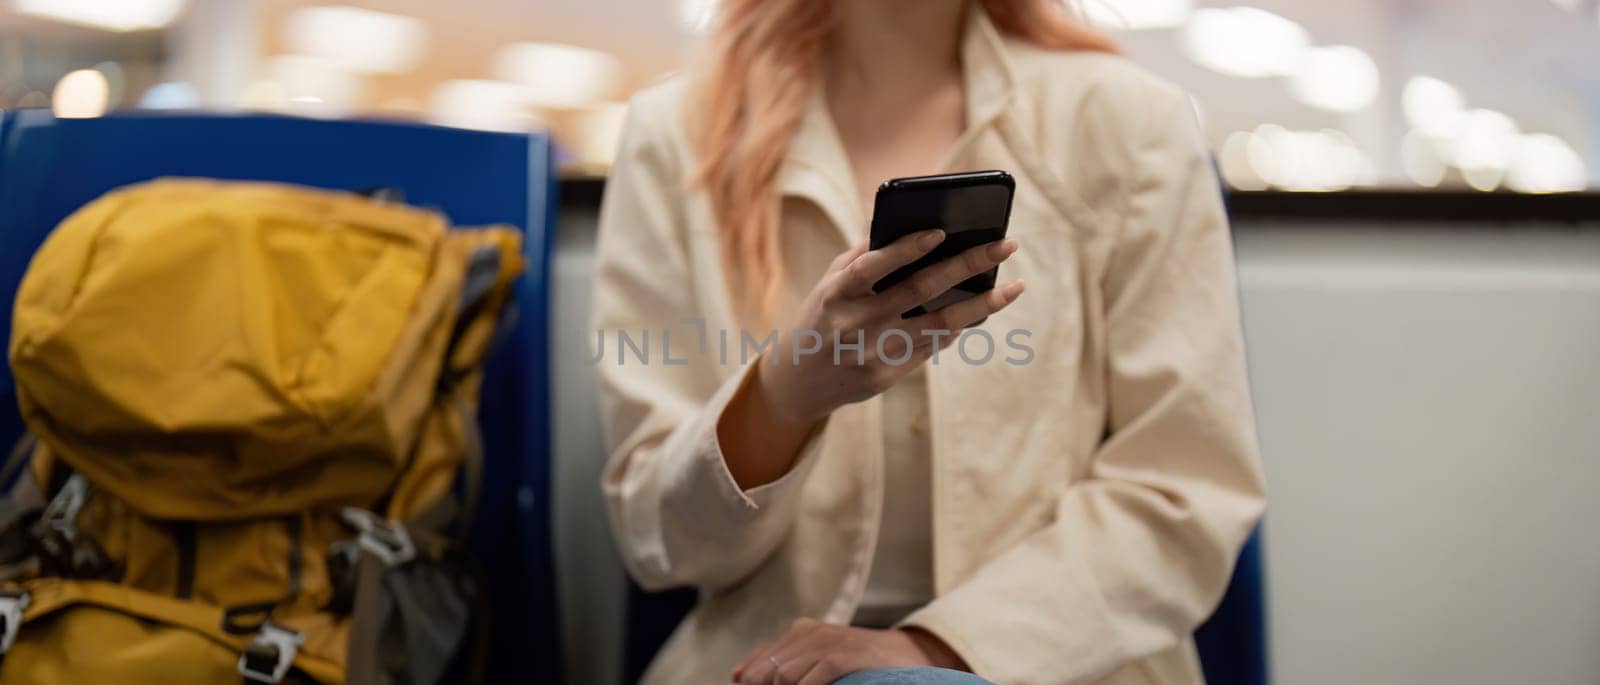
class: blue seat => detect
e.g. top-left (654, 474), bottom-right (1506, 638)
top-left (1195, 528), bottom-right (1269, 685)
top-left (0, 109), bottom-right (561, 681)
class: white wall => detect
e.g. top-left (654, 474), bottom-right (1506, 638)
top-left (551, 214), bottom-right (1600, 685)
top-left (1235, 223), bottom-right (1600, 685)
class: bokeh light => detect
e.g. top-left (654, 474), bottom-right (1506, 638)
top-left (1290, 45), bottom-right (1380, 112)
top-left (429, 79), bottom-right (542, 132)
top-left (15, 0), bottom-right (185, 32)
top-left (1403, 76), bottom-right (1467, 137)
top-left (284, 6), bottom-right (428, 75)
top-left (1506, 133), bottom-right (1587, 194)
top-left (493, 43), bottom-right (622, 109)
top-left (1184, 7), bottom-right (1310, 78)
top-left (52, 69), bottom-right (110, 118)
top-left (1082, 0), bottom-right (1195, 31)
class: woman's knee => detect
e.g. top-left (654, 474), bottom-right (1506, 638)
top-left (831, 667), bottom-right (995, 685)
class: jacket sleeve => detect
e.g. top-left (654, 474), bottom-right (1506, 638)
top-left (590, 97), bottom-right (825, 592)
top-left (900, 89), bottom-right (1266, 684)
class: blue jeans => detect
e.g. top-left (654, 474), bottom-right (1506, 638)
top-left (833, 667), bottom-right (995, 685)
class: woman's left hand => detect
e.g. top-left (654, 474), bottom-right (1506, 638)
top-left (731, 619), bottom-right (967, 685)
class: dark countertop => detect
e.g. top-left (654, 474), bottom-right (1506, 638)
top-left (559, 176), bottom-right (1600, 225)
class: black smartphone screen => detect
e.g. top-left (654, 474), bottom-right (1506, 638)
top-left (868, 170), bottom-right (1015, 318)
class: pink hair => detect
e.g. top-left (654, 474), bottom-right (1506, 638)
top-left (690, 1), bottom-right (1117, 324)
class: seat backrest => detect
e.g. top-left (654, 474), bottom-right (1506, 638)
top-left (0, 109), bottom-right (560, 681)
top-left (1194, 528), bottom-right (1269, 685)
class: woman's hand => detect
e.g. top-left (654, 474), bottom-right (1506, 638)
top-left (731, 619), bottom-right (969, 685)
top-left (719, 229), bottom-right (1024, 489)
top-left (764, 230), bottom-right (1021, 426)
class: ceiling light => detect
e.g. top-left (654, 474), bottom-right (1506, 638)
top-left (14, 0), bottom-right (185, 32)
top-left (1250, 125), bottom-right (1370, 191)
top-left (1247, 124), bottom-right (1285, 184)
top-left (284, 6), bottom-right (428, 74)
top-left (1082, 0), bottom-right (1194, 31)
top-left (1218, 130), bottom-right (1268, 190)
top-left (429, 79), bottom-right (542, 132)
top-left (1183, 7), bottom-right (1309, 78)
top-left (1505, 133), bottom-right (1587, 193)
top-left (1402, 76), bottom-right (1466, 136)
top-left (1290, 45), bottom-right (1379, 112)
top-left (493, 43), bottom-right (622, 109)
top-left (1451, 109), bottom-right (1521, 173)
top-left (53, 69), bottom-right (110, 118)
top-left (1400, 130), bottom-right (1447, 188)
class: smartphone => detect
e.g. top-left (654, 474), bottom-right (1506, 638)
top-left (868, 170), bottom-right (1015, 320)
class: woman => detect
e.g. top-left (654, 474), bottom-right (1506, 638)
top-left (591, 0), bottom-right (1265, 683)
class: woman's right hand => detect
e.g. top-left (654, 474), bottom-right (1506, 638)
top-left (719, 229), bottom-right (1024, 489)
top-left (764, 229), bottom-right (1023, 424)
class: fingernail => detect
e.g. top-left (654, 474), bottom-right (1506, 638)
top-left (1003, 280), bottom-right (1025, 301)
top-left (919, 230), bottom-right (946, 249)
top-left (988, 239), bottom-right (1017, 260)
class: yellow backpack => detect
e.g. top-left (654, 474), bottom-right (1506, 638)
top-left (0, 179), bottom-right (524, 684)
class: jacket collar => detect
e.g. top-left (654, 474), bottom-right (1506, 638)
top-left (778, 5), bottom-right (1022, 243)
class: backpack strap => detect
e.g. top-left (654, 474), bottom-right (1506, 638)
top-left (0, 578), bottom-right (341, 683)
top-left (342, 545), bottom-right (389, 685)
top-left (339, 506), bottom-right (485, 685)
top-left (1, 431), bottom-right (124, 581)
top-left (30, 474), bottom-right (117, 581)
top-left (0, 435), bottom-right (45, 576)
top-left (340, 236), bottom-right (513, 685)
top-left (405, 395), bottom-right (485, 538)
top-left (436, 244), bottom-right (515, 392)
top-left (337, 394), bottom-right (490, 685)
top-left (0, 434), bottom-right (36, 494)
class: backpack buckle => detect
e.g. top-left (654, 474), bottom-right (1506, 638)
top-left (29, 474), bottom-right (116, 580)
top-left (39, 474), bottom-right (89, 542)
top-left (339, 507), bottom-right (416, 566)
top-left (237, 621), bottom-right (303, 683)
top-left (0, 591), bottom-right (31, 654)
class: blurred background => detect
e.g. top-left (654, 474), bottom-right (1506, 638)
top-left (4, 2), bottom-right (1599, 685)
top-left (2, 0), bottom-right (1596, 189)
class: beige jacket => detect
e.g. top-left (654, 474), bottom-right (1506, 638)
top-left (591, 10), bottom-right (1266, 685)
